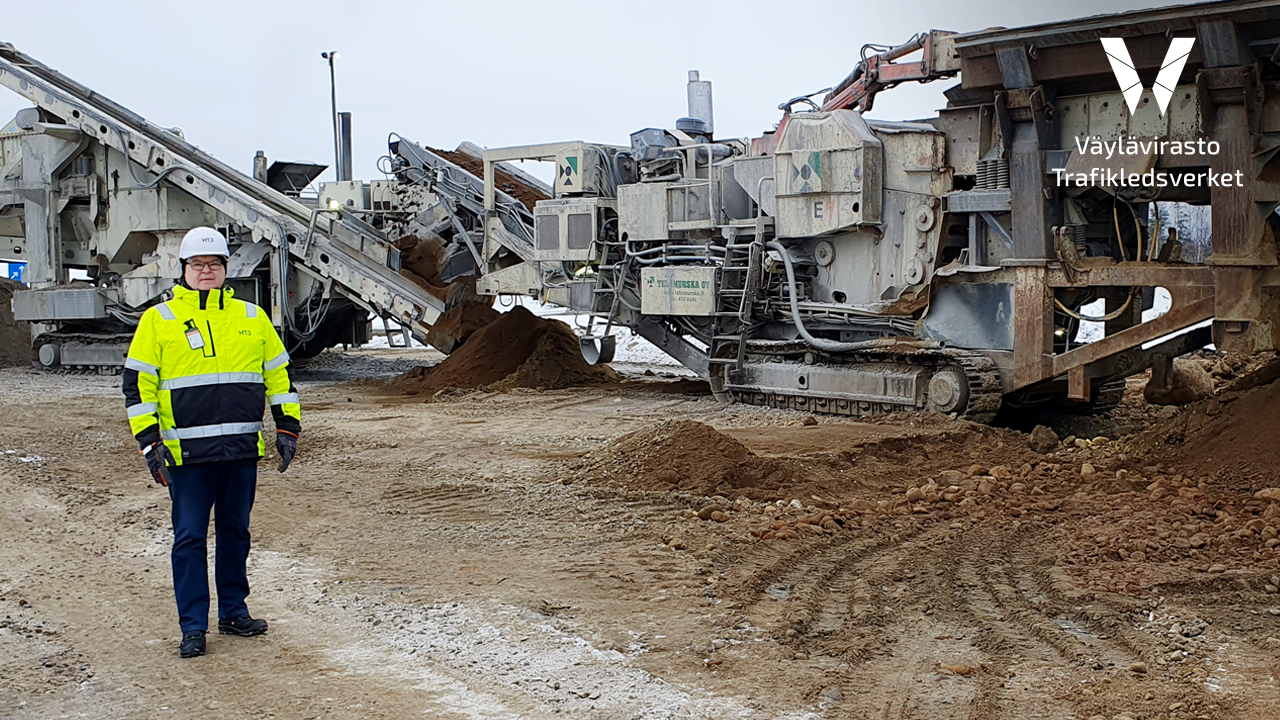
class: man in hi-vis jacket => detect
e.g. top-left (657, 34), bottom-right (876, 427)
top-left (123, 226), bottom-right (301, 658)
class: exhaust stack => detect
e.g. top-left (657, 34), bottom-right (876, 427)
top-left (338, 112), bottom-right (353, 181)
top-left (680, 70), bottom-right (713, 137)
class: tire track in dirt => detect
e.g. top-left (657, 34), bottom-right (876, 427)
top-left (735, 522), bottom-right (1095, 719)
top-left (931, 530), bottom-right (1091, 719)
top-left (723, 532), bottom-right (886, 627)
top-left (833, 625), bottom-right (983, 720)
top-left (715, 522), bottom-right (988, 718)
top-left (728, 522), bottom-right (1005, 718)
top-left (381, 482), bottom-right (501, 522)
top-left (805, 530), bottom-right (987, 719)
top-left (945, 527), bottom-right (1246, 719)
top-left (1201, 636), bottom-right (1280, 715)
top-left (792, 528), bottom-right (944, 663)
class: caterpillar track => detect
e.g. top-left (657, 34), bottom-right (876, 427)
top-left (32, 333), bottom-right (131, 375)
top-left (726, 344), bottom-right (1004, 423)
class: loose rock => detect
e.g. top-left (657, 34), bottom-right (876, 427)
top-left (1029, 425), bottom-right (1059, 453)
top-left (1144, 358), bottom-right (1214, 405)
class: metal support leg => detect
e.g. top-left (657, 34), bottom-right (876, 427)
top-left (19, 132), bottom-right (87, 288)
top-left (1012, 265), bottom-right (1053, 390)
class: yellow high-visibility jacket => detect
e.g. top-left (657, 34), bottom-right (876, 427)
top-left (122, 285), bottom-right (301, 465)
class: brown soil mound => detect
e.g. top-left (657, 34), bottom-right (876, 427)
top-left (391, 306), bottom-right (616, 394)
top-left (573, 420), bottom-right (852, 501)
top-left (572, 418), bottom-right (1037, 504)
top-left (0, 278), bottom-right (31, 367)
top-left (424, 301), bottom-right (500, 355)
top-left (570, 415), bottom-right (1280, 594)
top-left (1131, 366), bottom-right (1280, 490)
top-left (489, 319), bottom-right (619, 391)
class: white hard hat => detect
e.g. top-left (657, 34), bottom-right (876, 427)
top-left (179, 227), bottom-right (230, 261)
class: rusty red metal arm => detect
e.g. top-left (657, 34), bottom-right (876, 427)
top-left (820, 33), bottom-right (958, 113)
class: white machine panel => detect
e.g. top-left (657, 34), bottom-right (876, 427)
top-left (532, 197), bottom-right (613, 261)
top-left (318, 181), bottom-right (366, 211)
top-left (555, 144), bottom-right (606, 197)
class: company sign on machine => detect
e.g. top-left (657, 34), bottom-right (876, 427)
top-left (640, 267), bottom-right (717, 316)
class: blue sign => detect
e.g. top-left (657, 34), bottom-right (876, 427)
top-left (7, 262), bottom-right (24, 282)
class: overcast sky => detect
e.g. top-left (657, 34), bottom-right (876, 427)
top-left (2, 0), bottom-right (1174, 184)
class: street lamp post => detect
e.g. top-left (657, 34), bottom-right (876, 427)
top-left (320, 51), bottom-right (340, 181)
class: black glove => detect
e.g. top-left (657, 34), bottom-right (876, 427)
top-left (276, 430), bottom-right (298, 473)
top-left (141, 441), bottom-right (174, 486)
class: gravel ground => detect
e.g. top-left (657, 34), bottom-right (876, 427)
top-left (2, 367), bottom-right (1279, 719)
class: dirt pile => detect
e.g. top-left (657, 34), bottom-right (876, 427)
top-left (1208, 350), bottom-right (1279, 389)
top-left (391, 306), bottom-right (616, 394)
top-left (572, 419), bottom-right (1037, 504)
top-left (698, 433), bottom-right (1280, 593)
top-left (850, 424), bottom-right (1280, 593)
top-left (424, 301), bottom-right (500, 355)
top-left (488, 316), bottom-right (620, 391)
top-left (571, 420), bottom-right (855, 501)
top-left (1131, 363), bottom-right (1280, 489)
top-left (0, 278), bottom-right (31, 367)
top-left (564, 411), bottom-right (1280, 595)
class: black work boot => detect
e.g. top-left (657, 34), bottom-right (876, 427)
top-left (218, 615), bottom-right (268, 637)
top-left (179, 631), bottom-right (206, 658)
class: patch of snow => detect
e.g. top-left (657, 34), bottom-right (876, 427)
top-left (1073, 287), bottom-right (1212, 351)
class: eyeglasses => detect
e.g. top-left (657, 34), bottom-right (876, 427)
top-left (188, 261), bottom-right (226, 272)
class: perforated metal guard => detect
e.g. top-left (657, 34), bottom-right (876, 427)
top-left (566, 213), bottom-right (594, 251)
top-left (535, 214), bottom-right (560, 251)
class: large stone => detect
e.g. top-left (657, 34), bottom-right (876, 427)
top-left (1029, 425), bottom-right (1059, 453)
top-left (697, 505), bottom-right (726, 521)
top-left (1144, 358), bottom-right (1214, 405)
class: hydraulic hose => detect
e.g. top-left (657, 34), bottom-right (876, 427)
top-left (764, 241), bottom-right (934, 352)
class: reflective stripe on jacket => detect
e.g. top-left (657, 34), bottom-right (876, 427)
top-left (122, 285), bottom-right (301, 465)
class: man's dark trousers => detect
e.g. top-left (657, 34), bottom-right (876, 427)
top-left (167, 458), bottom-right (258, 633)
